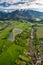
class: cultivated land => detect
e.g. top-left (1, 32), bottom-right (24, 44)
top-left (36, 27), bottom-right (43, 38)
top-left (0, 20), bottom-right (43, 65)
top-left (0, 20), bottom-right (32, 65)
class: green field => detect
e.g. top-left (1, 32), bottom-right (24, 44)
top-left (0, 20), bottom-right (32, 65)
top-left (36, 24), bottom-right (43, 38)
top-left (0, 20), bottom-right (43, 65)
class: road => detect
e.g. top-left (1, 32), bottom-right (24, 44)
top-left (29, 26), bottom-right (35, 65)
top-left (29, 25), bottom-right (43, 65)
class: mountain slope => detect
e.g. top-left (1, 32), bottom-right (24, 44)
top-left (0, 10), bottom-right (43, 20)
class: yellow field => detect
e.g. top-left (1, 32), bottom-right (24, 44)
top-left (36, 27), bottom-right (43, 38)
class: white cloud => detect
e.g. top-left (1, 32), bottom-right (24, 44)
top-left (35, 0), bottom-right (43, 4)
top-left (0, 0), bottom-right (36, 3)
top-left (0, 0), bottom-right (43, 12)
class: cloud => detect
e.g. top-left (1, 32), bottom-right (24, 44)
top-left (0, 0), bottom-right (20, 3)
top-left (0, 0), bottom-right (43, 12)
top-left (0, 0), bottom-right (36, 3)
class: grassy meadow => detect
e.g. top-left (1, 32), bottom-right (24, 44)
top-left (0, 20), bottom-right (32, 65)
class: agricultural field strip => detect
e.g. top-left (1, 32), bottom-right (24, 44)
top-left (0, 22), bottom-right (32, 56)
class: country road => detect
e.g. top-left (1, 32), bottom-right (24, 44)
top-left (29, 25), bottom-right (35, 65)
top-left (29, 25), bottom-right (43, 65)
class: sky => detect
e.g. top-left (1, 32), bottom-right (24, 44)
top-left (0, 0), bottom-right (43, 12)
top-left (0, 0), bottom-right (36, 3)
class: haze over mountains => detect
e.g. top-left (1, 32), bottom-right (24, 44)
top-left (0, 9), bottom-right (43, 20)
top-left (0, 0), bottom-right (43, 20)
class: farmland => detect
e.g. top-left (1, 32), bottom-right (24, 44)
top-left (36, 26), bottom-right (43, 38)
top-left (0, 20), bottom-right (32, 65)
top-left (0, 20), bottom-right (43, 65)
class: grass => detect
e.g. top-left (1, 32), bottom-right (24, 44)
top-left (19, 55), bottom-right (31, 62)
top-left (15, 22), bottom-right (32, 30)
top-left (0, 44), bottom-right (23, 65)
top-left (0, 20), bottom-right (32, 65)
top-left (36, 27), bottom-right (43, 38)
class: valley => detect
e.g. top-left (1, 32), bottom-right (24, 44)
top-left (0, 20), bottom-right (43, 65)
top-left (0, 0), bottom-right (43, 65)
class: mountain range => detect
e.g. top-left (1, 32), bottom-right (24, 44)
top-left (0, 0), bottom-right (43, 20)
top-left (0, 9), bottom-right (43, 20)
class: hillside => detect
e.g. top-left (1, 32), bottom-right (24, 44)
top-left (0, 10), bottom-right (43, 20)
